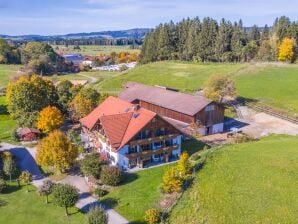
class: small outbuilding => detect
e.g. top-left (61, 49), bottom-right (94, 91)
top-left (18, 128), bottom-right (41, 141)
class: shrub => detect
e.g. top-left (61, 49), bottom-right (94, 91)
top-left (80, 153), bottom-right (104, 179)
top-left (231, 133), bottom-right (253, 144)
top-left (100, 166), bottom-right (122, 186)
top-left (94, 188), bottom-right (108, 198)
top-left (0, 178), bottom-right (6, 193)
top-left (87, 205), bottom-right (108, 224)
top-left (144, 208), bottom-right (160, 224)
top-left (162, 167), bottom-right (182, 193)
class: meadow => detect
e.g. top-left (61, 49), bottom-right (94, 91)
top-left (0, 183), bottom-right (85, 224)
top-left (0, 96), bottom-right (17, 143)
top-left (97, 61), bottom-right (298, 114)
top-left (0, 64), bottom-right (21, 88)
top-left (52, 45), bottom-right (140, 56)
top-left (168, 135), bottom-right (298, 223)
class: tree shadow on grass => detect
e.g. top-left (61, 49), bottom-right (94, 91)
top-left (100, 197), bottom-right (119, 209)
top-left (1, 184), bottom-right (21, 194)
top-left (129, 221), bottom-right (147, 224)
top-left (0, 104), bottom-right (8, 115)
top-left (0, 199), bottom-right (8, 207)
top-left (119, 172), bottom-right (138, 186)
top-left (182, 138), bottom-right (207, 156)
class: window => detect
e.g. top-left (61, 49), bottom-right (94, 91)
top-left (154, 141), bottom-right (164, 149)
top-left (205, 105), bottom-right (215, 112)
top-left (141, 144), bottom-right (151, 151)
top-left (129, 146), bottom-right (137, 154)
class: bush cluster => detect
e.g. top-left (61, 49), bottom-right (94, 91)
top-left (100, 166), bottom-right (122, 186)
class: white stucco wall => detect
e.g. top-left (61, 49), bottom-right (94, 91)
top-left (212, 123), bottom-right (224, 134)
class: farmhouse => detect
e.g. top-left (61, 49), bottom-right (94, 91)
top-left (80, 96), bottom-right (182, 169)
top-left (119, 82), bottom-right (225, 135)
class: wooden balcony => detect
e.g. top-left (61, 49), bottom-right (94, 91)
top-left (125, 144), bottom-right (179, 159)
top-left (129, 134), bottom-right (179, 147)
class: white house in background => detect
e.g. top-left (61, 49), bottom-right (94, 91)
top-left (80, 96), bottom-right (182, 170)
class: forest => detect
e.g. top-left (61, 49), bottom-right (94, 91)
top-left (140, 16), bottom-right (298, 63)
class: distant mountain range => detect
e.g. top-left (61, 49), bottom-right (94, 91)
top-left (0, 28), bottom-right (152, 41)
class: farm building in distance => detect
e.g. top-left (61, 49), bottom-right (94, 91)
top-left (80, 96), bottom-right (182, 169)
top-left (119, 82), bottom-right (225, 135)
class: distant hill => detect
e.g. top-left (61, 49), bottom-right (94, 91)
top-left (0, 28), bottom-right (152, 42)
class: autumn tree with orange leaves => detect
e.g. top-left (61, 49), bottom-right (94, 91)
top-left (36, 106), bottom-right (64, 133)
top-left (36, 130), bottom-right (78, 173)
top-left (278, 38), bottom-right (295, 62)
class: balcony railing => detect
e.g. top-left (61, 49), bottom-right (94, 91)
top-left (125, 144), bottom-right (179, 159)
top-left (129, 134), bottom-right (179, 147)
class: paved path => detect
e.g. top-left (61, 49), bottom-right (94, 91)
top-left (232, 106), bottom-right (298, 138)
top-left (78, 73), bottom-right (98, 84)
top-left (0, 142), bottom-right (128, 224)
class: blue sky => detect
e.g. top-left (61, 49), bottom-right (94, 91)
top-left (1, 0), bottom-right (298, 35)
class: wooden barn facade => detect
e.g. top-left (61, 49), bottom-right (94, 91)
top-left (119, 82), bottom-right (225, 135)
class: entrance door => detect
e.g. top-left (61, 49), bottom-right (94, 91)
top-left (206, 126), bottom-right (213, 135)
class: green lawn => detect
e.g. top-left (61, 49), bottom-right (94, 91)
top-left (0, 96), bottom-right (17, 143)
top-left (235, 65), bottom-right (298, 114)
top-left (97, 61), bottom-right (298, 114)
top-left (0, 183), bottom-right (85, 224)
top-left (52, 45), bottom-right (140, 56)
top-left (169, 135), bottom-right (298, 224)
top-left (0, 64), bottom-right (21, 88)
top-left (96, 61), bottom-right (248, 93)
top-left (101, 165), bottom-right (169, 223)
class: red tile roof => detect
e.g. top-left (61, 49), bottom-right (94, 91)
top-left (119, 82), bottom-right (211, 116)
top-left (18, 128), bottom-right (41, 137)
top-left (80, 96), bottom-right (156, 151)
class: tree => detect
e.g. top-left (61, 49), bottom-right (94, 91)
top-left (278, 38), bottom-right (294, 62)
top-left (69, 87), bottom-right (100, 121)
top-left (80, 153), bottom-right (104, 179)
top-left (56, 80), bottom-right (74, 113)
top-left (20, 42), bottom-right (65, 74)
top-left (0, 39), bottom-right (21, 64)
top-left (3, 156), bottom-right (18, 183)
top-left (6, 75), bottom-right (58, 125)
top-left (176, 152), bottom-right (192, 180)
top-left (87, 205), bottom-right (108, 224)
top-left (52, 183), bottom-right (79, 217)
top-left (36, 106), bottom-right (64, 133)
top-left (162, 167), bottom-right (182, 193)
top-left (100, 166), bottom-right (122, 186)
top-left (203, 74), bottom-right (236, 103)
top-left (19, 170), bottom-right (32, 193)
top-left (38, 180), bottom-right (54, 204)
top-left (144, 208), bottom-right (160, 224)
top-left (0, 178), bottom-right (6, 193)
top-left (36, 130), bottom-right (78, 173)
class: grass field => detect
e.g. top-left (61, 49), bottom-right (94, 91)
top-left (97, 61), bottom-right (298, 114)
top-left (169, 135), bottom-right (298, 224)
top-left (0, 64), bottom-right (21, 88)
top-left (101, 165), bottom-right (169, 223)
top-left (0, 183), bottom-right (85, 224)
top-left (0, 96), bottom-right (17, 143)
top-left (52, 45), bottom-right (140, 56)
top-left (96, 61), bottom-right (248, 93)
